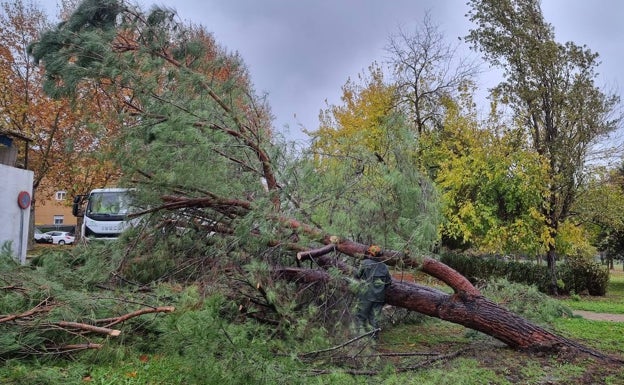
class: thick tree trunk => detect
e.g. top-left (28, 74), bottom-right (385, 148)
top-left (385, 282), bottom-right (565, 350)
top-left (546, 245), bottom-right (558, 295)
top-left (290, 241), bottom-right (620, 361)
top-left (277, 265), bottom-right (614, 359)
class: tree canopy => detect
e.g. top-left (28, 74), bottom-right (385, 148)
top-left (465, 0), bottom-right (622, 291)
top-left (0, 0), bottom-right (119, 200)
top-left (306, 64), bottom-right (441, 250)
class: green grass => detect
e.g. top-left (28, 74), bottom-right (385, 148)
top-left (553, 317), bottom-right (624, 354)
top-left (551, 265), bottom-right (624, 356)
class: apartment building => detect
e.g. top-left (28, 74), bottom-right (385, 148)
top-left (34, 190), bottom-right (77, 231)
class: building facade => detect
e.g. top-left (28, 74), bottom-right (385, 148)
top-left (34, 190), bottom-right (77, 231)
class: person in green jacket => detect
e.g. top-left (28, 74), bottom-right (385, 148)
top-left (354, 245), bottom-right (392, 337)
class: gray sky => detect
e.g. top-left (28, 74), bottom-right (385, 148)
top-left (43, 1), bottom-right (624, 145)
top-left (149, 0), bottom-right (472, 144)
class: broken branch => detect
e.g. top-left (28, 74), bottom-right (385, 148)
top-left (96, 306), bottom-right (176, 328)
top-left (54, 321), bottom-right (121, 336)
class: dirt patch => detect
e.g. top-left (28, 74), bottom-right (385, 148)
top-left (573, 310), bottom-right (624, 322)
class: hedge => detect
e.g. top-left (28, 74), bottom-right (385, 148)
top-left (439, 253), bottom-right (609, 296)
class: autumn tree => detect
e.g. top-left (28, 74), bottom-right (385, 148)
top-left (0, 0), bottom-right (121, 227)
top-left (425, 93), bottom-right (551, 256)
top-left (466, 0), bottom-right (622, 292)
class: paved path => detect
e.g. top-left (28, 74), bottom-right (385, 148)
top-left (573, 310), bottom-right (624, 322)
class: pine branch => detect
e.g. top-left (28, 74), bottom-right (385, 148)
top-left (0, 298), bottom-right (53, 323)
top-left (97, 306), bottom-right (175, 328)
top-left (53, 321), bottom-right (121, 336)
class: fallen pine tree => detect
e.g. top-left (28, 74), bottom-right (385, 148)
top-left (279, 239), bottom-right (621, 361)
top-left (26, 0), bottom-right (623, 367)
top-left (118, 195), bottom-right (624, 363)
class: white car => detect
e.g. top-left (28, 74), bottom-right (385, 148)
top-left (44, 231), bottom-right (76, 245)
top-left (34, 228), bottom-right (53, 243)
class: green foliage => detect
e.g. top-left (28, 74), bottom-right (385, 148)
top-left (480, 278), bottom-right (573, 324)
top-left (147, 293), bottom-right (304, 384)
top-left (305, 65), bottom-right (442, 251)
top-left (28, 0), bottom-right (122, 98)
top-left (575, 166), bottom-right (624, 264)
top-left (440, 253), bottom-right (609, 296)
top-left (0, 241), bottom-right (17, 268)
top-left (32, 242), bottom-right (122, 289)
top-left (30, 0), bottom-right (283, 256)
top-left (428, 95), bottom-right (551, 255)
top-left (0, 243), bottom-right (173, 360)
top-left (3, 265), bottom-right (624, 384)
top-left (558, 257), bottom-right (610, 296)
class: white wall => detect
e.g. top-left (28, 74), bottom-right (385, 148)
top-left (0, 163), bottom-right (34, 264)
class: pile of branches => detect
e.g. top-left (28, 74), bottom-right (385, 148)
top-left (0, 259), bottom-right (174, 358)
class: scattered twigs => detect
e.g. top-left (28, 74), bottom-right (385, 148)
top-left (0, 285), bottom-right (28, 293)
top-left (48, 343), bottom-right (104, 352)
top-left (365, 351), bottom-right (442, 358)
top-left (307, 348), bottom-right (470, 376)
top-left (302, 347), bottom-right (470, 376)
top-left (396, 348), bottom-right (469, 372)
top-left (299, 329), bottom-right (380, 359)
top-left (3, 303), bottom-right (176, 357)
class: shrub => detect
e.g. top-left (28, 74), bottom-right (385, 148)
top-left (558, 257), bottom-right (609, 296)
top-left (440, 253), bottom-right (609, 296)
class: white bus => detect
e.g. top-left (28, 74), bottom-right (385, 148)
top-left (73, 188), bottom-right (138, 241)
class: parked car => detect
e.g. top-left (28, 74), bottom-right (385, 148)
top-left (44, 231), bottom-right (75, 245)
top-left (34, 228), bottom-right (53, 244)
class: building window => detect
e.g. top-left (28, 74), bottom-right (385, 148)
top-left (53, 215), bottom-right (64, 225)
top-left (55, 191), bottom-right (67, 201)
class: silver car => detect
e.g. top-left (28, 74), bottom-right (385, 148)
top-left (44, 231), bottom-right (75, 245)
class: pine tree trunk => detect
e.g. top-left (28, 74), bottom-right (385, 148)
top-left (385, 281), bottom-right (567, 350)
top-left (290, 240), bottom-right (618, 360)
top-left (277, 264), bottom-right (593, 353)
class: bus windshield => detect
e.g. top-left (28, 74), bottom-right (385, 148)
top-left (87, 191), bottom-right (133, 217)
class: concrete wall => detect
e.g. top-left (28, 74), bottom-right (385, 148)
top-left (0, 163), bottom-right (34, 264)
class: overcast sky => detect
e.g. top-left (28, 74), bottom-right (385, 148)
top-left (42, 1), bottom-right (624, 146)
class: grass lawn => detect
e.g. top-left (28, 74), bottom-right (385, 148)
top-left (550, 265), bottom-right (624, 359)
top-left (560, 265), bottom-right (624, 314)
